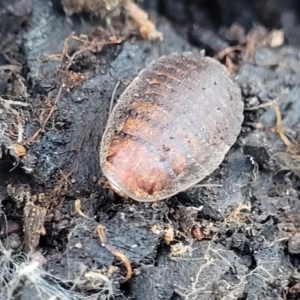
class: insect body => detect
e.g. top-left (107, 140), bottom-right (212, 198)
top-left (100, 52), bottom-right (244, 202)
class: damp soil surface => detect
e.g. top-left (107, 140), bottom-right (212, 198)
top-left (2, 1), bottom-right (300, 299)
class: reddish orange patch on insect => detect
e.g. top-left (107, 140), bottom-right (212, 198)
top-left (106, 138), bottom-right (170, 198)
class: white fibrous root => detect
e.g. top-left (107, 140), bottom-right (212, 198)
top-left (0, 240), bottom-right (117, 300)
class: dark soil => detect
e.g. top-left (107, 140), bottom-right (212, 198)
top-left (2, 0), bottom-right (300, 299)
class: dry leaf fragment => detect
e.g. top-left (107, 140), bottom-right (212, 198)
top-left (12, 143), bottom-right (26, 156)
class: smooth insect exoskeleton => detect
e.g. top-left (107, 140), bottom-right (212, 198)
top-left (100, 52), bottom-right (244, 202)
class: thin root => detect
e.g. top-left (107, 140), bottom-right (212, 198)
top-left (271, 100), bottom-right (293, 148)
top-left (246, 99), bottom-right (293, 149)
top-left (25, 128), bottom-right (41, 145)
top-left (75, 199), bottom-right (93, 220)
top-left (214, 45), bottom-right (244, 60)
top-left (97, 225), bottom-right (132, 282)
top-left (109, 81), bottom-right (120, 116)
top-left (24, 86), bottom-right (64, 144)
top-left (223, 203), bottom-right (251, 225)
top-left (47, 33), bottom-right (89, 61)
top-left (52, 164), bottom-right (78, 194)
top-left (41, 86), bottom-right (64, 133)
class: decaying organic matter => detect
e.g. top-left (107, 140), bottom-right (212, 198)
top-left (59, 0), bottom-right (163, 41)
top-left (61, 0), bottom-right (120, 17)
top-left (100, 52), bottom-right (244, 202)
